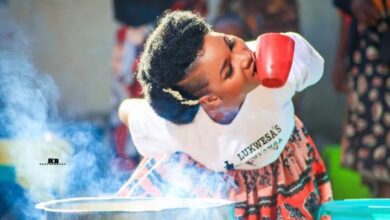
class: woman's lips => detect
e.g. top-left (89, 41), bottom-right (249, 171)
top-left (252, 52), bottom-right (257, 76)
top-left (253, 62), bottom-right (257, 76)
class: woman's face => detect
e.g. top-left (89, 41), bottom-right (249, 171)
top-left (178, 32), bottom-right (259, 111)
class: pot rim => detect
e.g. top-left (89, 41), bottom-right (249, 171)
top-left (35, 196), bottom-right (235, 213)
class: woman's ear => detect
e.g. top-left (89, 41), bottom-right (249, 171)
top-left (198, 95), bottom-right (222, 110)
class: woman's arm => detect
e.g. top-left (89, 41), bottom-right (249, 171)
top-left (118, 98), bottom-right (179, 157)
top-left (283, 32), bottom-right (324, 92)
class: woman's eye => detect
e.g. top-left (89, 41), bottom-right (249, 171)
top-left (225, 64), bottom-right (233, 79)
top-left (224, 36), bottom-right (235, 80)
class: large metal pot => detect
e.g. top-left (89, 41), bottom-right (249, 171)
top-left (36, 197), bottom-right (235, 220)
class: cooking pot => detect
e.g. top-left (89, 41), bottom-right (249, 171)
top-left (36, 197), bottom-right (235, 220)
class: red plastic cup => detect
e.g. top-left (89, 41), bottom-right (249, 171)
top-left (255, 33), bottom-right (295, 88)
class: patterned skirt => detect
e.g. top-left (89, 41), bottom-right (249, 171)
top-left (341, 19), bottom-right (390, 182)
top-left (117, 117), bottom-right (333, 219)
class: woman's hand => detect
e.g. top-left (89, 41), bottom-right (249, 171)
top-left (351, 0), bottom-right (381, 26)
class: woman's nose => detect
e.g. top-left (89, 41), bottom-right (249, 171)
top-left (233, 49), bottom-right (252, 69)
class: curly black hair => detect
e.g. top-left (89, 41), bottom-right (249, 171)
top-left (137, 10), bottom-right (211, 124)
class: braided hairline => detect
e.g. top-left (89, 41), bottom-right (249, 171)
top-left (162, 87), bottom-right (199, 106)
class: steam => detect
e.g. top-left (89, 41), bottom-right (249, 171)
top-left (0, 20), bottom-right (59, 139)
top-left (60, 123), bottom-right (129, 198)
top-left (127, 154), bottom-right (236, 199)
top-left (0, 8), bottom-right (235, 220)
top-left (0, 11), bottom-right (129, 219)
top-left (161, 162), bottom-right (236, 198)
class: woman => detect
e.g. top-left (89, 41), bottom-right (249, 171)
top-left (117, 11), bottom-right (332, 219)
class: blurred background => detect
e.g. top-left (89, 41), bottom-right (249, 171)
top-left (1, 0), bottom-right (382, 218)
top-left (3, 0), bottom-right (343, 145)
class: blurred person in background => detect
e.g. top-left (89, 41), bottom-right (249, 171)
top-left (110, 1), bottom-right (208, 172)
top-left (110, 0), bottom-right (174, 171)
top-left (216, 0), bottom-right (299, 36)
top-left (333, 0), bottom-right (390, 197)
top-left (212, 9), bottom-right (252, 40)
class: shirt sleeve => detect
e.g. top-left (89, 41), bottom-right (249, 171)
top-left (127, 99), bottom-right (179, 158)
top-left (246, 33), bottom-right (324, 107)
top-left (283, 32), bottom-right (324, 92)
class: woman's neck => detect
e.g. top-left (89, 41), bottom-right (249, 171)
top-left (202, 94), bottom-right (248, 124)
top-left (205, 104), bottom-right (243, 124)
top-left (211, 110), bottom-right (238, 124)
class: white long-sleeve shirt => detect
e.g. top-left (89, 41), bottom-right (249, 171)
top-left (127, 32), bottom-right (324, 171)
